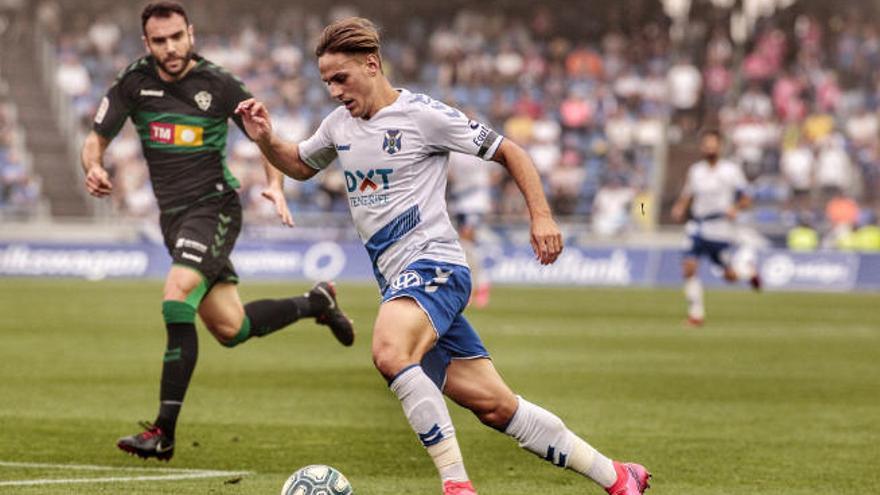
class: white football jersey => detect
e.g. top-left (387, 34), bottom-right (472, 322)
top-left (299, 89), bottom-right (504, 290)
top-left (448, 152), bottom-right (492, 216)
top-left (682, 159), bottom-right (748, 241)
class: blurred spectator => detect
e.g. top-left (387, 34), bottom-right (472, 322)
top-left (825, 188), bottom-right (860, 227)
top-left (786, 216), bottom-right (819, 252)
top-left (853, 216), bottom-right (880, 251)
top-left (0, 94), bottom-right (42, 217)
top-left (591, 174), bottom-right (635, 237)
top-left (815, 136), bottom-right (856, 200)
top-left (55, 53), bottom-right (91, 98)
top-left (547, 149), bottom-right (586, 216)
top-left (780, 137), bottom-right (814, 215)
top-left (668, 57), bottom-right (702, 131)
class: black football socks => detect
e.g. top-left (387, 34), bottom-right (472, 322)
top-left (155, 301), bottom-right (199, 439)
top-left (223, 296), bottom-right (318, 347)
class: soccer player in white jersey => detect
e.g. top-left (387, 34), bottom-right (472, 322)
top-left (671, 130), bottom-right (761, 326)
top-left (448, 150), bottom-right (493, 308)
top-left (235, 17), bottom-right (650, 495)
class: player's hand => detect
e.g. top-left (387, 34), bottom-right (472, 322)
top-left (726, 207), bottom-right (738, 220)
top-left (671, 203), bottom-right (685, 223)
top-left (530, 215), bottom-right (563, 265)
top-left (84, 166), bottom-right (112, 198)
top-left (261, 187), bottom-right (294, 227)
top-left (235, 98), bottom-right (273, 145)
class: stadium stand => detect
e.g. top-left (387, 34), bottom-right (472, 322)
top-left (49, 0), bottom-right (668, 233)
top-left (3, 0), bottom-right (878, 249)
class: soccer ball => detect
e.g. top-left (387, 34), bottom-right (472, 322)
top-left (280, 464), bottom-right (353, 495)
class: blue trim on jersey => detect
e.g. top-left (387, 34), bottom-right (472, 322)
top-left (365, 204), bottom-right (421, 291)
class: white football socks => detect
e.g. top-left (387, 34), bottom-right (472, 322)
top-left (504, 396), bottom-right (617, 488)
top-left (389, 365), bottom-right (468, 483)
top-left (684, 276), bottom-right (705, 320)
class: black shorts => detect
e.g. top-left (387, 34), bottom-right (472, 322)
top-left (159, 192), bottom-right (242, 286)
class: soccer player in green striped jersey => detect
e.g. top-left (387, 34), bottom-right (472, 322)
top-left (79, 1), bottom-right (354, 461)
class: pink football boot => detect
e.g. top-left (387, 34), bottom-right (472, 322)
top-left (443, 480), bottom-right (477, 495)
top-left (605, 461), bottom-right (651, 495)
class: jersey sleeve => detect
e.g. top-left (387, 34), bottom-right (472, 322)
top-left (222, 73), bottom-right (255, 138)
top-left (92, 75), bottom-right (135, 140)
top-left (298, 111), bottom-right (339, 171)
top-left (410, 95), bottom-right (504, 160)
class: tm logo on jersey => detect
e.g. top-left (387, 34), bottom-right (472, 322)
top-left (382, 130), bottom-right (402, 154)
top-left (150, 122), bottom-right (203, 146)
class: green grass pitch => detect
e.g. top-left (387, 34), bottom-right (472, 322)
top-left (0, 279), bottom-right (878, 494)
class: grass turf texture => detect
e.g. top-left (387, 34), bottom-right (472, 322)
top-left (0, 279), bottom-right (877, 494)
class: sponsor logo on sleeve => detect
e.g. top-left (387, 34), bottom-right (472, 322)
top-left (94, 97), bottom-right (110, 124)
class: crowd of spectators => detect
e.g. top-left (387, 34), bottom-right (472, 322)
top-left (1, 0), bottom-right (43, 219)
top-left (0, 80), bottom-right (42, 218)
top-left (682, 9), bottom-right (880, 250)
top-left (44, 1), bottom-right (880, 249)
top-left (51, 1), bottom-right (666, 234)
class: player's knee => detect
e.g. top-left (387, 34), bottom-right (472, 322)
top-left (205, 320), bottom-right (239, 346)
top-left (475, 396), bottom-right (518, 430)
top-left (163, 279), bottom-right (197, 301)
top-left (371, 341), bottom-right (410, 379)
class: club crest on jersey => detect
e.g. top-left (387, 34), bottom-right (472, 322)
top-left (391, 270), bottom-right (422, 292)
top-left (382, 129), bottom-right (402, 155)
top-left (194, 91), bottom-right (212, 111)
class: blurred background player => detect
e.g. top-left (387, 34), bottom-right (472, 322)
top-left (447, 150), bottom-right (494, 308)
top-left (80, 1), bottom-right (353, 461)
top-left (671, 130), bottom-right (761, 327)
top-left (237, 17), bottom-right (650, 495)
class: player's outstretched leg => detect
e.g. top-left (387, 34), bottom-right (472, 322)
top-left (201, 281), bottom-right (354, 348)
top-left (444, 358), bottom-right (650, 494)
top-left (309, 281), bottom-right (355, 346)
top-left (374, 298), bottom-right (474, 495)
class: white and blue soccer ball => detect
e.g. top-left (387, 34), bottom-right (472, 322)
top-left (281, 464), bottom-right (353, 495)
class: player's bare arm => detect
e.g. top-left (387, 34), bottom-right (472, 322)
top-left (671, 192), bottom-right (692, 223)
top-left (235, 98), bottom-right (318, 181)
top-left (727, 191), bottom-right (751, 220)
top-left (80, 130), bottom-right (113, 198)
top-left (491, 139), bottom-right (562, 265)
top-left (259, 157), bottom-right (294, 227)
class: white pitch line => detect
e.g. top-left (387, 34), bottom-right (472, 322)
top-left (0, 460), bottom-right (236, 474)
top-left (0, 460), bottom-right (251, 487)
